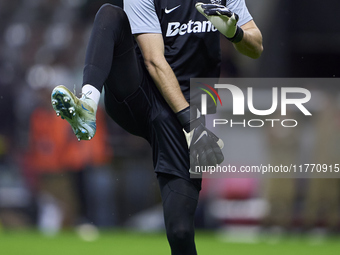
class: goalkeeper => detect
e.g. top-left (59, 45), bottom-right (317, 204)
top-left (51, 1), bottom-right (263, 254)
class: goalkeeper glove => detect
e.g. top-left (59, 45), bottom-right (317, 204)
top-left (195, 2), bottom-right (244, 43)
top-left (176, 106), bottom-right (224, 171)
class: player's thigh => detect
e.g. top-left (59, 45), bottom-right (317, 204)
top-left (103, 76), bottom-right (152, 138)
top-left (105, 47), bottom-right (142, 101)
top-left (97, 4), bottom-right (141, 100)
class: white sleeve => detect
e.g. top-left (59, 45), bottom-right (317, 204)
top-left (226, 0), bottom-right (253, 26)
top-left (124, 0), bottom-right (162, 34)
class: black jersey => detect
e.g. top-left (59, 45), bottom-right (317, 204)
top-left (155, 0), bottom-right (225, 112)
top-left (124, 0), bottom-right (252, 112)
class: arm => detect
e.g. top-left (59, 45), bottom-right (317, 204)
top-left (136, 33), bottom-right (224, 166)
top-left (125, 0), bottom-right (187, 112)
top-left (234, 20), bottom-right (263, 59)
top-left (135, 33), bottom-right (189, 113)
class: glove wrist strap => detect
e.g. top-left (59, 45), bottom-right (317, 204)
top-left (227, 26), bottom-right (244, 43)
top-left (176, 106), bottom-right (201, 132)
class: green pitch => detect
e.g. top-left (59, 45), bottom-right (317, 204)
top-left (0, 230), bottom-right (339, 255)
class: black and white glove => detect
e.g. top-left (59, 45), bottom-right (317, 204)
top-left (195, 2), bottom-right (244, 43)
top-left (176, 106), bottom-right (224, 171)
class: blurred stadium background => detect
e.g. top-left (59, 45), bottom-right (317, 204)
top-left (1, 0), bottom-right (340, 254)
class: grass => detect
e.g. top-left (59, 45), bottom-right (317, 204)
top-left (0, 229), bottom-right (340, 255)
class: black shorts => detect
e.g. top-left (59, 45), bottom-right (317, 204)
top-left (104, 69), bottom-right (201, 188)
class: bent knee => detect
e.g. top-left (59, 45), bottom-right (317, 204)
top-left (96, 3), bottom-right (127, 22)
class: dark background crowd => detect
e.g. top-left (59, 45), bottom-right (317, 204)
top-left (0, 0), bottom-right (340, 239)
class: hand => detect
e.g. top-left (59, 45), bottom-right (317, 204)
top-left (195, 2), bottom-right (243, 41)
top-left (185, 122), bottom-right (224, 168)
top-left (197, 3), bottom-right (238, 19)
top-left (176, 106), bottom-right (224, 170)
